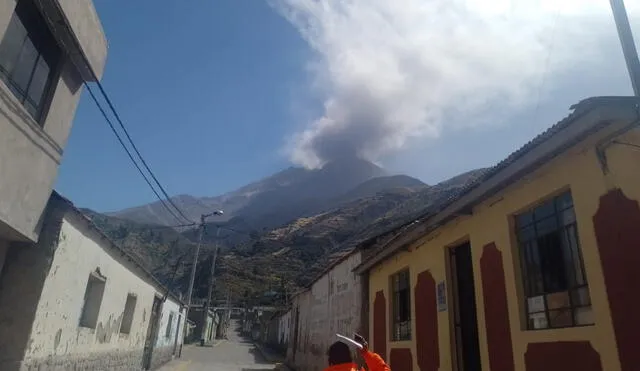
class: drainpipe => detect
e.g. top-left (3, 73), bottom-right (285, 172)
top-left (595, 104), bottom-right (640, 174)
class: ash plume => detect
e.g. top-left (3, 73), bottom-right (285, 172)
top-left (272, 0), bottom-right (639, 168)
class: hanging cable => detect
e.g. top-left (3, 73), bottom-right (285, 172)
top-left (84, 82), bottom-right (188, 225)
top-left (42, 4), bottom-right (193, 225)
top-left (91, 80), bottom-right (193, 224)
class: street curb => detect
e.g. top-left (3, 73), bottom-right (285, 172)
top-left (253, 342), bottom-right (295, 371)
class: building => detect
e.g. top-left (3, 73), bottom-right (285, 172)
top-left (354, 97), bottom-right (640, 371)
top-left (287, 249), bottom-right (364, 371)
top-left (152, 296), bottom-right (186, 369)
top-left (0, 192), bottom-right (185, 370)
top-left (277, 310), bottom-right (292, 351)
top-left (185, 305), bottom-right (220, 344)
top-left (0, 0), bottom-right (107, 276)
top-left (262, 309), bottom-right (290, 354)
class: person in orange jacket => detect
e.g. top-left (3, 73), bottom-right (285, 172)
top-left (324, 336), bottom-right (390, 371)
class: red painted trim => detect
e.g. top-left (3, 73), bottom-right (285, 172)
top-left (390, 348), bottom-right (413, 371)
top-left (593, 189), bottom-right (640, 371)
top-left (415, 270), bottom-right (439, 371)
top-left (480, 243), bottom-right (515, 371)
top-left (373, 290), bottom-right (387, 360)
top-left (525, 341), bottom-right (602, 371)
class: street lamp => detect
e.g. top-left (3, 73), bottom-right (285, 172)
top-left (181, 210), bottom-right (223, 350)
top-left (200, 226), bottom-right (222, 345)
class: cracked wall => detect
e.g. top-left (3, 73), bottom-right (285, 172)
top-left (288, 252), bottom-right (362, 371)
top-left (0, 197), bottom-right (184, 370)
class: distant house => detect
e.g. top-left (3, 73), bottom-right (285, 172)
top-left (186, 305), bottom-right (220, 344)
top-left (277, 310), bottom-right (291, 351)
top-left (355, 97), bottom-right (640, 371)
top-left (0, 192), bottom-right (185, 370)
top-left (0, 0), bottom-right (107, 275)
top-left (286, 249), bottom-right (365, 371)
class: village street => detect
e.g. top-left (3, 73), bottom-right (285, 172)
top-left (158, 321), bottom-right (281, 371)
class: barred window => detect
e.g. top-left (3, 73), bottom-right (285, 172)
top-left (516, 191), bottom-right (593, 330)
top-left (391, 269), bottom-right (411, 340)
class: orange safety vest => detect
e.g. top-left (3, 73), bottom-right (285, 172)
top-left (323, 350), bottom-right (391, 371)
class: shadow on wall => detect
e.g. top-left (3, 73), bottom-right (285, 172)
top-left (248, 348), bottom-right (273, 365)
top-left (0, 200), bottom-right (63, 370)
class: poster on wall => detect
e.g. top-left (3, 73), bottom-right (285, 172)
top-left (436, 281), bottom-right (447, 312)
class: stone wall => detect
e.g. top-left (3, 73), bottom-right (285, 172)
top-left (0, 197), bottom-right (66, 367)
top-left (149, 346), bottom-right (174, 370)
top-left (2, 349), bottom-right (143, 371)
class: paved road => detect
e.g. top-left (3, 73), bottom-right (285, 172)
top-left (158, 321), bottom-right (278, 371)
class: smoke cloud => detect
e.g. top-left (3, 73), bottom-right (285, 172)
top-left (272, 0), bottom-right (639, 168)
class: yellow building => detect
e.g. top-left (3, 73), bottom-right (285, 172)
top-left (354, 97), bottom-right (640, 371)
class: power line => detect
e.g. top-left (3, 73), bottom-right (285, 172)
top-left (41, 3), bottom-right (193, 225)
top-left (84, 82), bottom-right (188, 225)
top-left (144, 222), bottom-right (198, 230)
top-left (91, 80), bottom-right (193, 224)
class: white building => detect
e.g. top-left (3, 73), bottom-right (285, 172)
top-left (278, 310), bottom-right (291, 348)
top-left (0, 192), bottom-right (185, 370)
top-left (287, 250), bottom-right (364, 371)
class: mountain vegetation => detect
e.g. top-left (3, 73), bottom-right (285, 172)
top-left (84, 159), bottom-right (486, 307)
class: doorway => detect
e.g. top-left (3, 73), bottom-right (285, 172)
top-left (142, 296), bottom-right (162, 370)
top-left (172, 314), bottom-right (182, 356)
top-left (292, 306), bottom-right (300, 362)
top-left (449, 242), bottom-right (482, 371)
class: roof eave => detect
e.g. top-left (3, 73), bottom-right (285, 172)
top-left (354, 97), bottom-right (640, 274)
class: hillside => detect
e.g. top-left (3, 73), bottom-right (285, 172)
top-left (83, 167), bottom-right (486, 305)
top-left (109, 157), bottom-right (392, 229)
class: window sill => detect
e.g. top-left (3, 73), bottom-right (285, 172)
top-left (525, 323), bottom-right (595, 332)
top-left (0, 80), bottom-right (45, 128)
top-left (389, 339), bottom-right (413, 344)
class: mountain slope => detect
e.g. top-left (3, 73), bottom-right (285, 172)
top-left (330, 174), bottom-right (427, 205)
top-left (83, 167), bottom-right (484, 305)
top-left (109, 157), bottom-right (388, 228)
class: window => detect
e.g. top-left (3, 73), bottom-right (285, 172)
top-left (391, 269), bottom-right (411, 341)
top-left (165, 312), bottom-right (174, 338)
top-left (516, 191), bottom-right (592, 330)
top-left (0, 0), bottom-right (60, 121)
top-left (120, 294), bottom-right (137, 334)
top-left (79, 272), bottom-right (106, 329)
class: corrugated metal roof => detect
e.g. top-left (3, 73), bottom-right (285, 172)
top-left (355, 96), bottom-right (640, 272)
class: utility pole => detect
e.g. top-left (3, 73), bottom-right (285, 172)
top-left (200, 227), bottom-right (221, 345)
top-left (224, 289), bottom-right (231, 339)
top-left (181, 210), bottom-right (223, 349)
top-left (610, 0), bottom-right (640, 96)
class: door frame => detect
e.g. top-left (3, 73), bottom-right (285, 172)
top-left (446, 241), bottom-right (482, 371)
top-left (172, 313), bottom-right (182, 356)
top-left (142, 295), bottom-right (163, 370)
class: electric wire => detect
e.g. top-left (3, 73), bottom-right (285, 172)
top-left (84, 82), bottom-right (188, 225)
top-left (91, 80), bottom-right (193, 224)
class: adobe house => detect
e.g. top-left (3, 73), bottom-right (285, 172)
top-left (355, 97), bottom-right (640, 371)
top-left (0, 193), bottom-right (185, 370)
